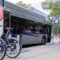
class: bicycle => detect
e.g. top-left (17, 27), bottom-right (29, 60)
top-left (0, 38), bottom-right (6, 60)
top-left (5, 28), bottom-right (22, 58)
top-left (1, 27), bottom-right (22, 59)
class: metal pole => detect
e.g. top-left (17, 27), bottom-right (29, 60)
top-left (2, 0), bottom-right (4, 7)
top-left (9, 13), bottom-right (11, 28)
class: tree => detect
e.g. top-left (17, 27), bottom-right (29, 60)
top-left (41, 0), bottom-right (60, 34)
top-left (41, 0), bottom-right (60, 16)
top-left (16, 1), bottom-right (31, 8)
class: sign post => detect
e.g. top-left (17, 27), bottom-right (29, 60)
top-left (53, 16), bottom-right (59, 40)
top-left (53, 16), bottom-right (59, 23)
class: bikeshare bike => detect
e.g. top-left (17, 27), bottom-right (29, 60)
top-left (0, 28), bottom-right (22, 60)
top-left (0, 38), bottom-right (6, 60)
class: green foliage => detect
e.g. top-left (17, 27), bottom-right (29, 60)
top-left (41, 0), bottom-right (60, 34)
top-left (41, 0), bottom-right (60, 16)
top-left (41, 2), bottom-right (50, 9)
top-left (16, 1), bottom-right (31, 8)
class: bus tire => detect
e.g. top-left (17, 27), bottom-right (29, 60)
top-left (41, 36), bottom-right (46, 45)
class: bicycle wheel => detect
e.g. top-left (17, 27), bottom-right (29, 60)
top-left (0, 38), bottom-right (6, 60)
top-left (6, 38), bottom-right (21, 58)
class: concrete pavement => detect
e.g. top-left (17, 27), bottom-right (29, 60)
top-left (4, 43), bottom-right (60, 60)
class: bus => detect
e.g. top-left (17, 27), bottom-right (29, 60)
top-left (0, 0), bottom-right (52, 45)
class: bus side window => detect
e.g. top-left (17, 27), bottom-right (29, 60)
top-left (31, 27), bottom-right (36, 34)
top-left (39, 29), bottom-right (43, 34)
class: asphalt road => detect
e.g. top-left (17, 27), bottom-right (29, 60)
top-left (4, 43), bottom-right (60, 60)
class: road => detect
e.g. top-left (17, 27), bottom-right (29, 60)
top-left (4, 43), bottom-right (60, 60)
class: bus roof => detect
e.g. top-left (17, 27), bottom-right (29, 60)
top-left (0, 1), bottom-right (50, 24)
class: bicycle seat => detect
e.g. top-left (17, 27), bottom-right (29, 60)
top-left (6, 27), bottom-right (13, 30)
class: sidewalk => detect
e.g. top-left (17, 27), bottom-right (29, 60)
top-left (4, 43), bottom-right (60, 60)
top-left (51, 35), bottom-right (60, 44)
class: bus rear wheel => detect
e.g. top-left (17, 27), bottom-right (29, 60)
top-left (41, 37), bottom-right (46, 45)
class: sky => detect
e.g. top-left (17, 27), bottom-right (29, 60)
top-left (5, 0), bottom-right (49, 14)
